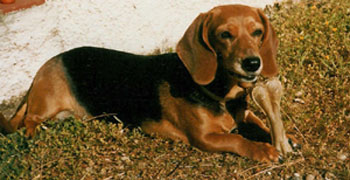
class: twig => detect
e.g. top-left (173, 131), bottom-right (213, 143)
top-left (112, 115), bottom-right (123, 124)
top-left (85, 113), bottom-right (119, 122)
top-left (31, 156), bottom-right (76, 175)
top-left (166, 154), bottom-right (191, 177)
top-left (245, 157), bottom-right (305, 179)
top-left (166, 162), bottom-right (182, 177)
top-left (238, 163), bottom-right (270, 177)
top-left (0, 132), bottom-right (6, 138)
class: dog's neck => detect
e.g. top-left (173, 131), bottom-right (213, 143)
top-left (200, 83), bottom-right (247, 103)
top-left (200, 64), bottom-right (249, 103)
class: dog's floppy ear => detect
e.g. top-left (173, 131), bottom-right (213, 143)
top-left (258, 9), bottom-right (279, 77)
top-left (176, 13), bottom-right (217, 85)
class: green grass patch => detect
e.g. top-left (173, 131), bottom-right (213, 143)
top-left (1, 0), bottom-right (350, 179)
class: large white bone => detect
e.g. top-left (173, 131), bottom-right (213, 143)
top-left (251, 77), bottom-right (292, 154)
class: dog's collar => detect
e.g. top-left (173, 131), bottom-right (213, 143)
top-left (199, 86), bottom-right (226, 102)
top-left (200, 83), bottom-right (249, 103)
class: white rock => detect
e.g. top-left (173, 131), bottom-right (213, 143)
top-left (293, 173), bottom-right (301, 180)
top-left (306, 174), bottom-right (315, 180)
top-left (337, 153), bottom-right (347, 161)
top-left (295, 91), bottom-right (303, 97)
top-left (293, 98), bottom-right (305, 104)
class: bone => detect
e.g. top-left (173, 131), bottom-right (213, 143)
top-left (251, 77), bottom-right (293, 154)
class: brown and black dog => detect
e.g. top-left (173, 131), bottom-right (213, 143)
top-left (1, 5), bottom-right (290, 162)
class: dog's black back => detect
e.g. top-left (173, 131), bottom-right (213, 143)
top-left (61, 47), bottom-right (194, 124)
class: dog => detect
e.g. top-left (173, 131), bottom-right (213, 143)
top-left (1, 5), bottom-right (290, 162)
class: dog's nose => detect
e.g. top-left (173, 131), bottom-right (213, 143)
top-left (242, 57), bottom-right (261, 72)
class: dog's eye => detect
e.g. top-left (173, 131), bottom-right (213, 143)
top-left (252, 29), bottom-right (263, 37)
top-left (220, 31), bottom-right (232, 39)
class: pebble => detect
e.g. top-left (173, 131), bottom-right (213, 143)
top-left (295, 91), bottom-right (303, 97)
top-left (293, 98), bottom-right (305, 104)
top-left (305, 174), bottom-right (315, 180)
top-left (337, 153), bottom-right (347, 161)
top-left (293, 173), bottom-right (301, 180)
top-left (121, 156), bottom-right (131, 164)
top-left (325, 172), bottom-right (336, 179)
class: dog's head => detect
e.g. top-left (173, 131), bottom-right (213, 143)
top-left (176, 5), bottom-right (278, 85)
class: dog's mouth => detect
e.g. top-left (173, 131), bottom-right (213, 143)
top-left (228, 71), bottom-right (258, 83)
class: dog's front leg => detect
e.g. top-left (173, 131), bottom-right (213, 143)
top-left (188, 131), bottom-right (279, 162)
top-left (183, 107), bottom-right (279, 162)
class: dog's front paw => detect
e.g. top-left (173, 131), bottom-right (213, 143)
top-left (247, 141), bottom-right (280, 162)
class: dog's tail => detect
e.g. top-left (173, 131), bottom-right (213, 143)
top-left (0, 87), bottom-right (30, 134)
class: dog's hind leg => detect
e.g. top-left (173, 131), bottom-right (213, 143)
top-left (1, 57), bottom-right (89, 137)
top-left (23, 57), bottom-right (89, 137)
top-left (0, 91), bottom-right (29, 134)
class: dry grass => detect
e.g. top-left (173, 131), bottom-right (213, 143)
top-left (1, 0), bottom-right (349, 179)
